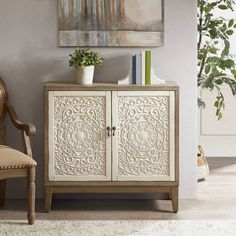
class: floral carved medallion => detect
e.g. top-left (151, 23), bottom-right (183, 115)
top-left (117, 96), bottom-right (170, 177)
top-left (52, 96), bottom-right (106, 177)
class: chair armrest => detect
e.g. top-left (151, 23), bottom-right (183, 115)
top-left (5, 102), bottom-right (36, 136)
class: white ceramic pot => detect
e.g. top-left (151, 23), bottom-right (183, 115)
top-left (75, 65), bottom-right (95, 85)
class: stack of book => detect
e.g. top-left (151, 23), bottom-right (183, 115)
top-left (132, 50), bottom-right (151, 85)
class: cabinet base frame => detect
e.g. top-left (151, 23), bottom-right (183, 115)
top-left (44, 184), bottom-right (179, 213)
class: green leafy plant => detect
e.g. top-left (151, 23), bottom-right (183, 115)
top-left (69, 48), bottom-right (104, 68)
top-left (198, 0), bottom-right (236, 120)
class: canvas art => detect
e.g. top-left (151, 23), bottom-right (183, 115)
top-left (58, 0), bottom-right (164, 47)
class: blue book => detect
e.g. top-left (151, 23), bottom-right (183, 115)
top-left (136, 54), bottom-right (141, 85)
top-left (132, 55), bottom-right (136, 85)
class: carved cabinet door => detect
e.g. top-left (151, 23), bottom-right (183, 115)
top-left (48, 91), bottom-right (111, 181)
top-left (112, 91), bottom-right (175, 181)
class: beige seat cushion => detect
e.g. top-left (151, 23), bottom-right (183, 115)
top-left (0, 145), bottom-right (37, 169)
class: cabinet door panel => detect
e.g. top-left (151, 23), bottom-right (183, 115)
top-left (48, 91), bottom-right (111, 181)
top-left (112, 91), bottom-right (175, 181)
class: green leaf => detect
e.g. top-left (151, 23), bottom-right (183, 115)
top-left (231, 70), bottom-right (236, 79)
top-left (228, 19), bottom-right (234, 27)
top-left (214, 101), bottom-right (219, 107)
top-left (226, 30), bottom-right (234, 35)
top-left (209, 47), bottom-right (217, 54)
top-left (221, 40), bottom-right (230, 58)
top-left (224, 40), bottom-right (230, 48)
top-left (218, 112), bottom-right (223, 120)
top-left (224, 59), bottom-right (235, 68)
top-left (204, 64), bottom-right (211, 74)
top-left (215, 79), bottom-right (223, 85)
top-left (218, 5), bottom-right (228, 10)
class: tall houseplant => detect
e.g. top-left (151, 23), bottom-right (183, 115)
top-left (198, 0), bottom-right (236, 119)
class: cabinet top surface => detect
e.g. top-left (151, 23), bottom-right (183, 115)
top-left (44, 81), bottom-right (179, 91)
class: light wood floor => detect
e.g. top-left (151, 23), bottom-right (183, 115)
top-left (0, 157), bottom-right (236, 221)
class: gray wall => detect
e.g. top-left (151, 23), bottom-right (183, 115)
top-left (0, 0), bottom-right (197, 199)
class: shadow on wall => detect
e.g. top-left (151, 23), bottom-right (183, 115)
top-left (0, 48), bottom-right (75, 199)
top-left (94, 55), bottom-right (131, 83)
top-left (0, 50), bottom-right (132, 199)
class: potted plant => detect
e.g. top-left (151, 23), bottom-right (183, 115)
top-left (198, 0), bottom-right (236, 120)
top-left (197, 0), bottom-right (236, 180)
top-left (69, 48), bottom-right (104, 85)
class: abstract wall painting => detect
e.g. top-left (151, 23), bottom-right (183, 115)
top-left (58, 0), bottom-right (164, 47)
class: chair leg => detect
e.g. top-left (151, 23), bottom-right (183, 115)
top-left (0, 179), bottom-right (6, 206)
top-left (27, 167), bottom-right (36, 225)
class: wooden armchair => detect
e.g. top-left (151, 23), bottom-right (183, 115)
top-left (0, 78), bottom-right (37, 225)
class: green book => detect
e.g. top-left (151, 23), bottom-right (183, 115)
top-left (145, 50), bottom-right (151, 85)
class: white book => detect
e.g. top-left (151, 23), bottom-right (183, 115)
top-left (141, 51), bottom-right (146, 85)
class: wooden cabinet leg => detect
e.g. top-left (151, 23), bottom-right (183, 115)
top-left (45, 186), bottom-right (53, 212)
top-left (169, 188), bottom-right (172, 200)
top-left (0, 179), bottom-right (6, 206)
top-left (171, 186), bottom-right (179, 213)
top-left (27, 167), bottom-right (36, 225)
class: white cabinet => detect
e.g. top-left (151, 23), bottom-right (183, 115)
top-left (44, 82), bottom-right (179, 212)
